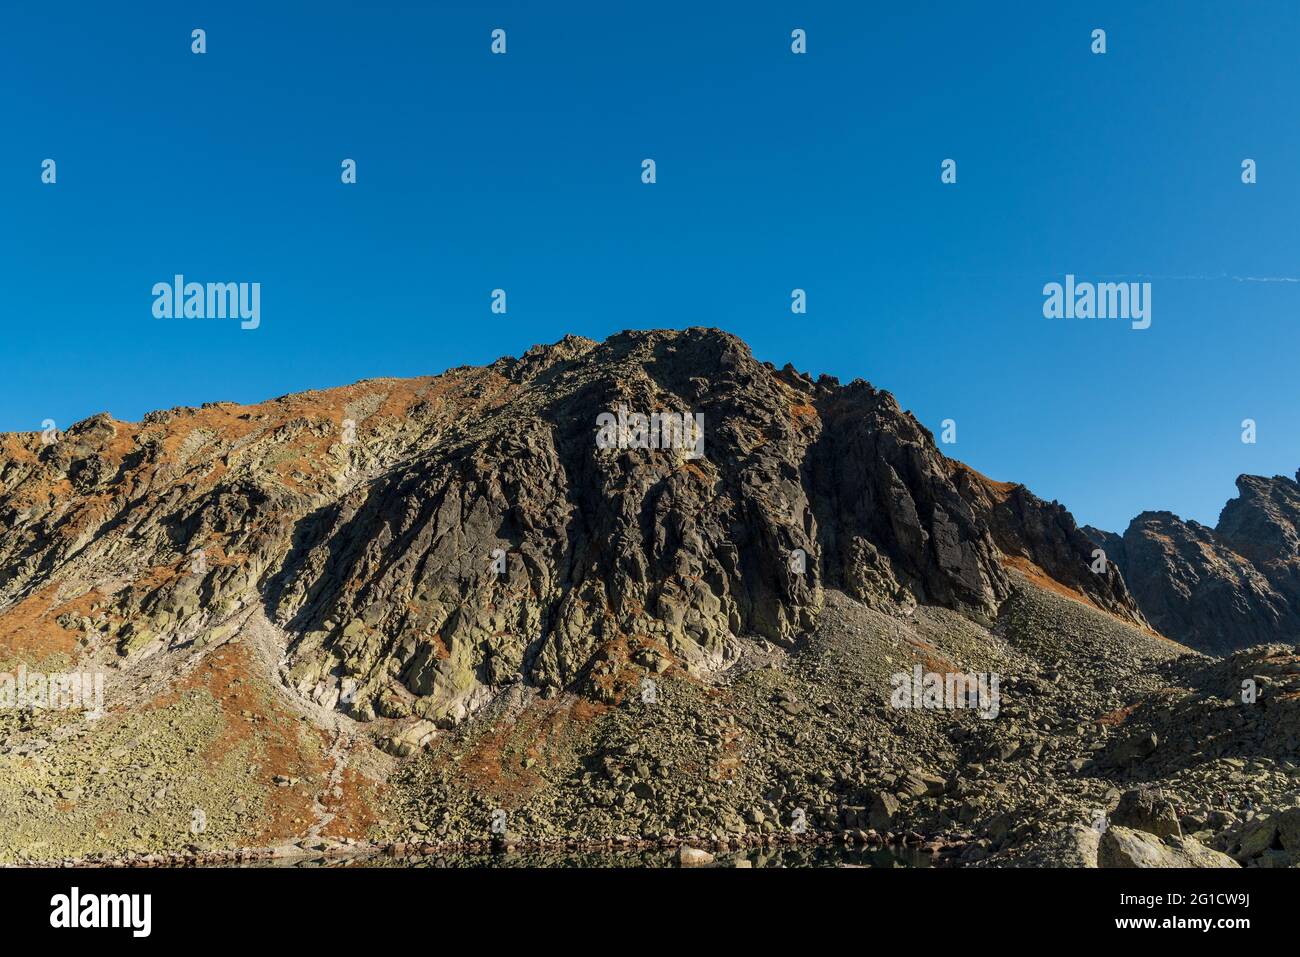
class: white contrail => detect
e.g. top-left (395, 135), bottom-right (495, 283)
top-left (1092, 272), bottom-right (1300, 283)
top-left (944, 270), bottom-right (1300, 284)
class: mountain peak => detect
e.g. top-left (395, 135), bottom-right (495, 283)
top-left (1096, 472), bottom-right (1300, 654)
top-left (0, 328), bottom-right (1140, 721)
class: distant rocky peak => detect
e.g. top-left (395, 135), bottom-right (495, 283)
top-left (1217, 472), bottom-right (1300, 570)
top-left (1089, 472), bottom-right (1300, 655)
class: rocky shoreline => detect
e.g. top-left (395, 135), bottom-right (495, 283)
top-left (17, 826), bottom-right (968, 869)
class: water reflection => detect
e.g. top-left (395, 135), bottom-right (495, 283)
top-left (269, 844), bottom-right (932, 869)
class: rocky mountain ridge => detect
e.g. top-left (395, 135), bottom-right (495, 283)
top-left (3, 327), bottom-right (1295, 869)
top-left (1, 328), bottom-right (1143, 730)
top-left (1085, 471), bottom-right (1300, 655)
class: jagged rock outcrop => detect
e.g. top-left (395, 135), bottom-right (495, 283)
top-left (1085, 473), bottom-right (1300, 654)
top-left (1218, 472), bottom-right (1300, 607)
top-left (0, 328), bottom-right (1145, 729)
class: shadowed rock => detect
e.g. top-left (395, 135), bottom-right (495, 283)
top-left (1085, 472), bottom-right (1300, 654)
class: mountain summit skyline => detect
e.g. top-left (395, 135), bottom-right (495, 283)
top-left (7, 326), bottom-right (1294, 662)
top-left (3, 326), bottom-right (1298, 872)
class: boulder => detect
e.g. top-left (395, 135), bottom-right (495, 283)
top-left (1111, 788), bottom-right (1182, 839)
top-left (1110, 731), bottom-right (1158, 767)
top-left (1099, 826), bottom-right (1238, 868)
top-left (676, 846), bottom-right (714, 867)
top-left (1276, 806), bottom-right (1300, 851)
top-left (868, 792), bottom-right (901, 832)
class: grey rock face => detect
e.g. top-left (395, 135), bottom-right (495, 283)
top-left (1091, 511), bottom-right (1299, 655)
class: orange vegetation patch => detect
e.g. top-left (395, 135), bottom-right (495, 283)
top-left (5, 476), bottom-right (73, 512)
top-left (1096, 703), bottom-right (1141, 727)
top-left (424, 632), bottom-right (450, 661)
top-left (1003, 557), bottom-right (1178, 644)
top-left (0, 584), bottom-right (85, 665)
top-left (107, 565), bottom-right (186, 620)
top-left (45, 491), bottom-right (122, 542)
top-left (789, 402), bottom-right (818, 424)
top-left (48, 587), bottom-right (113, 630)
top-left (142, 380), bottom-right (390, 494)
top-left (2, 416), bottom-right (142, 480)
top-left (454, 719), bottom-right (540, 807)
top-left (129, 563), bottom-right (183, 595)
top-left (454, 694), bottom-right (608, 808)
top-left (948, 460), bottom-right (1018, 503)
top-left (2, 371), bottom-right (515, 525)
top-left (678, 461), bottom-right (711, 482)
top-left (320, 765), bottom-right (385, 841)
top-left (154, 640), bottom-right (328, 845)
top-left (903, 635), bottom-right (959, 675)
top-left (182, 539), bottom-right (247, 571)
top-left (1002, 554), bottom-right (1100, 610)
top-left (523, 695), bottom-right (607, 767)
top-left (0, 433), bottom-right (40, 466)
top-left (370, 375), bottom-right (444, 422)
top-left (78, 418), bottom-right (142, 467)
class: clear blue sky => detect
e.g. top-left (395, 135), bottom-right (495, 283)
top-left (2, 1), bottom-right (1297, 532)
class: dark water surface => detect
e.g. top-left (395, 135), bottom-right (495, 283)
top-left (260, 844), bottom-right (932, 868)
